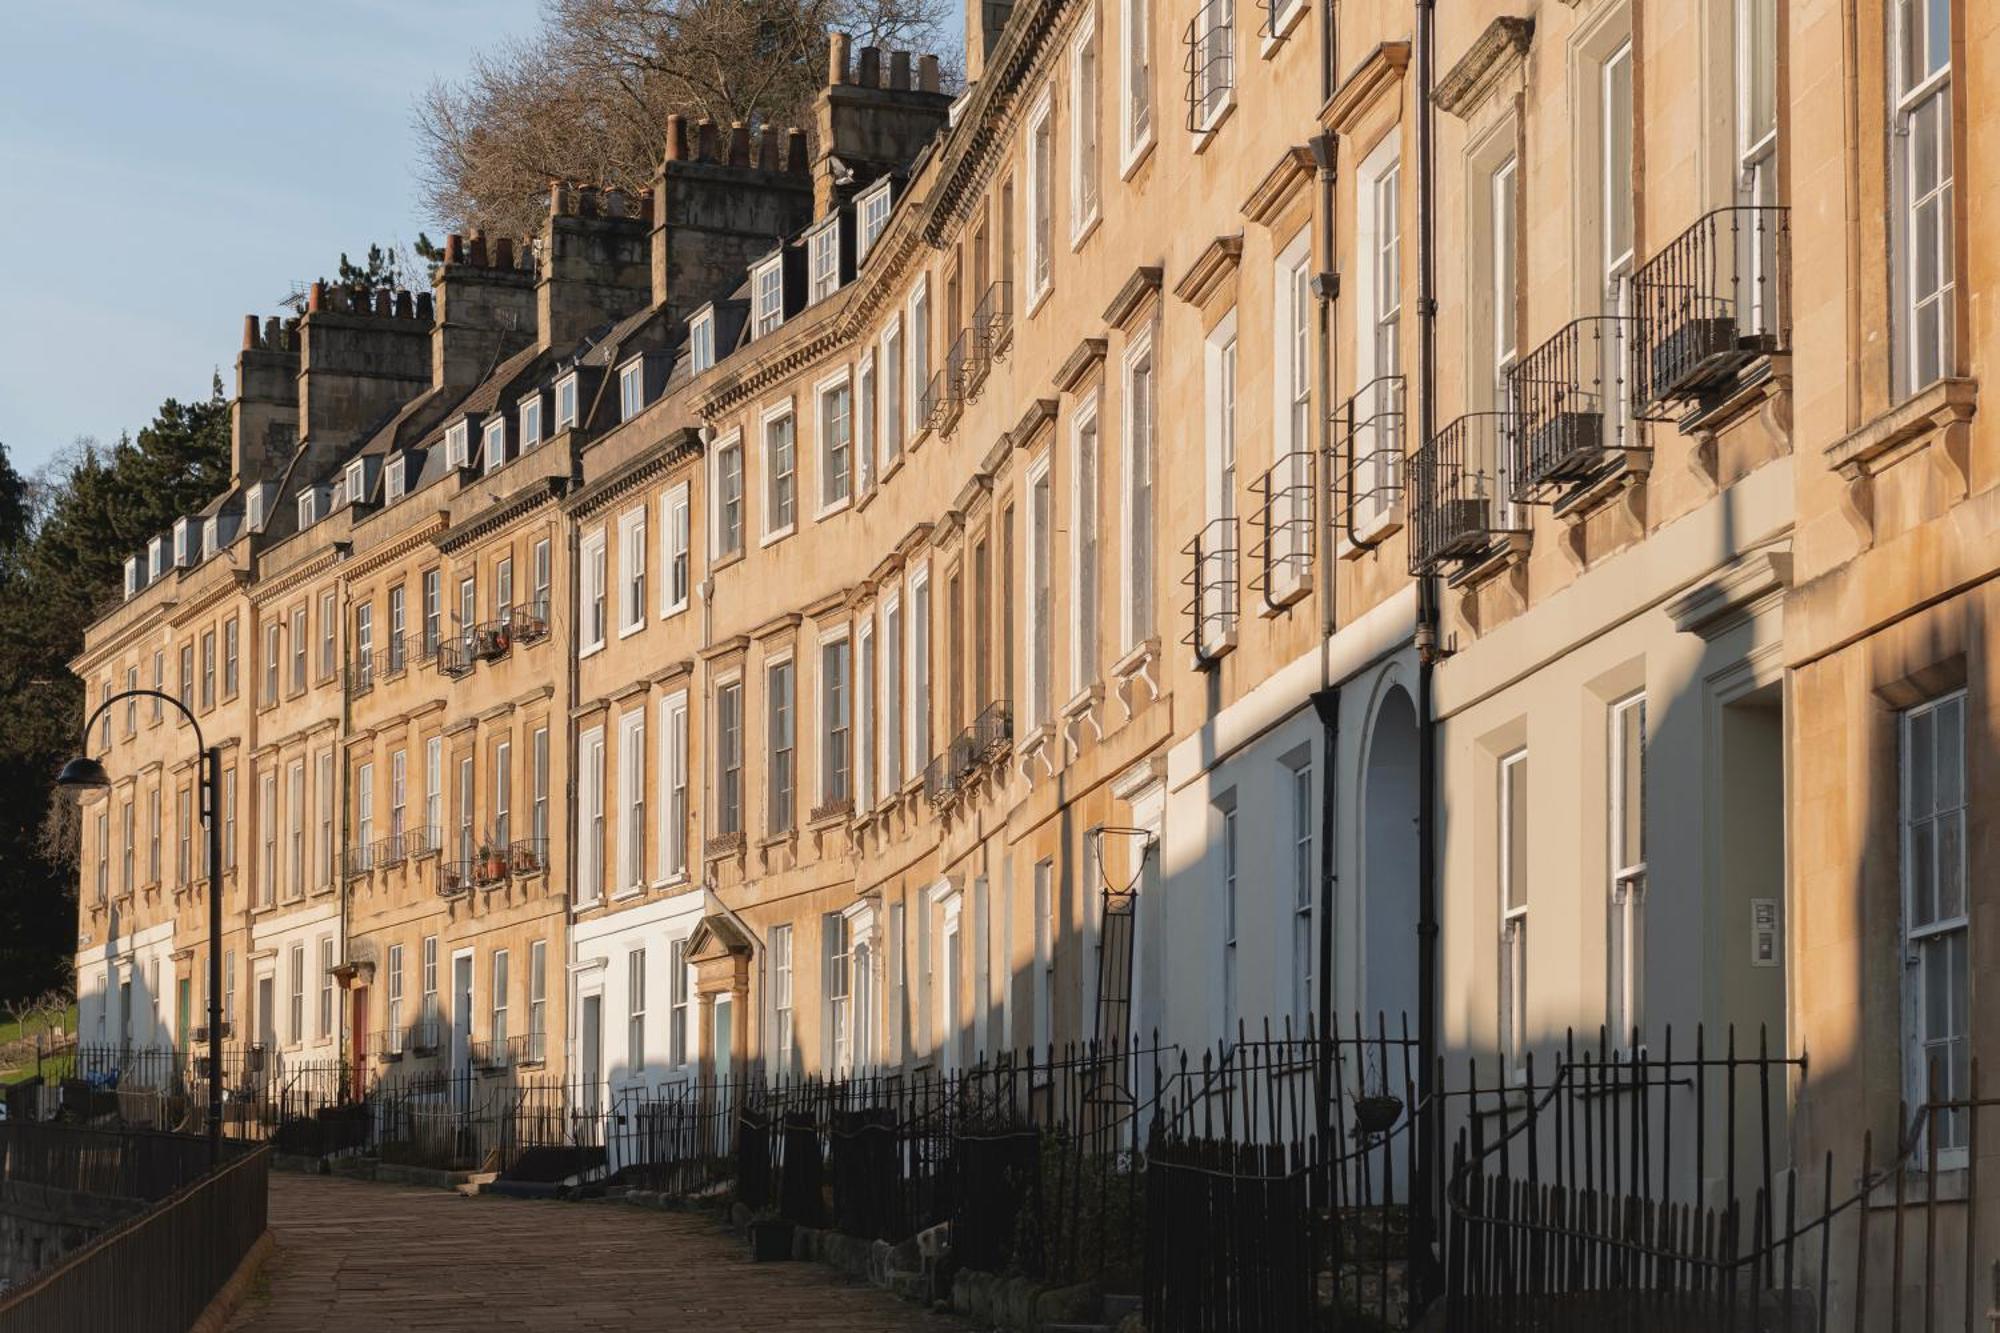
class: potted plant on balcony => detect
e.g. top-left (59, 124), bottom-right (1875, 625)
top-left (479, 832), bottom-right (509, 884)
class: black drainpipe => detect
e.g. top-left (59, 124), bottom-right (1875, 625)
top-left (1308, 112), bottom-right (1340, 1145)
top-left (1413, 0), bottom-right (1444, 1284)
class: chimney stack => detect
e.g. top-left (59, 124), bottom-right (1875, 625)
top-left (811, 35), bottom-right (954, 218)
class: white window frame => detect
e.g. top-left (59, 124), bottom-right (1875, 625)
top-left (1070, 16), bottom-right (1101, 243)
top-left (580, 526), bottom-right (607, 654)
top-left (856, 618), bottom-right (876, 810)
top-left (445, 420), bottom-right (470, 471)
top-left (618, 359), bottom-right (646, 423)
top-left (424, 737), bottom-right (442, 841)
top-left (384, 454), bottom-right (407, 503)
top-left (689, 311), bottom-right (715, 375)
top-left (817, 370), bottom-right (853, 515)
top-left (857, 179), bottom-right (894, 266)
top-left (1350, 139), bottom-right (1404, 539)
top-left (1289, 759), bottom-right (1314, 1032)
top-left (906, 277), bottom-right (931, 441)
top-left (1607, 694), bottom-right (1647, 1046)
top-left (519, 395), bottom-right (543, 450)
top-left (761, 401), bottom-right (798, 543)
top-left (712, 432), bottom-right (745, 559)
top-left (1119, 0), bottom-right (1154, 172)
top-left (617, 708), bottom-right (646, 895)
top-left (714, 675), bottom-right (745, 836)
top-left (1893, 0), bottom-right (1955, 395)
top-left (1190, 0), bottom-right (1235, 134)
top-left (577, 726), bottom-right (605, 904)
top-left (1902, 689), bottom-right (1969, 1162)
top-left (819, 629), bottom-right (852, 811)
top-left (659, 691), bottom-right (689, 881)
top-left (387, 943), bottom-right (406, 1053)
top-left (1070, 396), bottom-right (1101, 692)
top-left (808, 219), bottom-right (841, 304)
top-left (770, 923), bottom-right (795, 1073)
top-left (1499, 749), bottom-right (1529, 1080)
top-left (1120, 326), bottom-right (1157, 652)
top-left (483, 416), bottom-right (508, 473)
top-left (752, 254), bottom-right (785, 338)
top-left (1026, 87), bottom-right (1056, 310)
top-left (767, 654), bottom-right (796, 836)
top-left (661, 482), bottom-right (692, 617)
top-left (881, 595), bottom-right (904, 793)
top-left (618, 505), bottom-right (647, 637)
top-left (1271, 229), bottom-right (1316, 589)
top-left (907, 566), bottom-right (932, 775)
top-left (880, 318), bottom-right (905, 471)
top-left (1026, 454), bottom-right (1054, 729)
top-left (1200, 315), bottom-right (1238, 657)
top-left (555, 374), bottom-right (579, 432)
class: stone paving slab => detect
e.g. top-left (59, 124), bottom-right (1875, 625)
top-left (226, 1171), bottom-right (973, 1331)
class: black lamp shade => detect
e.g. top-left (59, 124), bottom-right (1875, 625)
top-left (56, 756), bottom-right (112, 790)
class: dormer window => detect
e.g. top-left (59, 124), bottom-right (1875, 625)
top-left (148, 536), bottom-right (166, 580)
top-left (244, 484), bottom-right (271, 534)
top-left (520, 396), bottom-right (544, 449)
top-left (857, 179), bottom-right (893, 265)
top-left (618, 359), bottom-right (646, 422)
top-left (385, 454), bottom-right (408, 504)
top-left (808, 220), bottom-right (841, 304)
top-left (344, 458), bottom-right (368, 506)
top-left (201, 517), bottom-right (220, 559)
top-left (690, 312), bottom-right (715, 375)
top-left (753, 256), bottom-right (785, 338)
top-left (483, 417), bottom-right (509, 472)
top-left (556, 374), bottom-right (579, 431)
top-left (297, 489), bottom-right (319, 530)
top-left (172, 518), bottom-right (194, 568)
top-left (124, 556), bottom-right (143, 599)
top-left (445, 420), bottom-right (471, 471)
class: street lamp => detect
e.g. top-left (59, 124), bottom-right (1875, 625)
top-left (60, 688), bottom-right (224, 1165)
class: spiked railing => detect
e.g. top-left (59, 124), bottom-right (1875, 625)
top-left (1408, 413), bottom-right (1526, 576)
top-left (1632, 205), bottom-right (1791, 416)
top-left (1507, 316), bottom-right (1639, 502)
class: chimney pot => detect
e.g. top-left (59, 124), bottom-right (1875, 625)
top-left (727, 121), bottom-right (751, 167)
top-left (495, 237), bottom-right (514, 270)
top-left (394, 290), bottom-right (414, 318)
top-left (890, 51), bottom-right (912, 90)
top-left (858, 46), bottom-right (882, 86)
top-left (756, 124), bottom-right (780, 170)
top-left (665, 113), bottom-right (687, 162)
top-left (375, 288), bottom-right (394, 317)
top-left (785, 127), bottom-right (810, 176)
top-left (445, 233), bottom-right (465, 264)
top-left (697, 118), bottom-right (720, 163)
top-left (243, 314), bottom-right (260, 350)
top-left (918, 54), bottom-right (941, 93)
top-left (416, 292), bottom-right (435, 322)
top-left (264, 316), bottom-right (283, 347)
top-left (469, 232), bottom-right (488, 267)
top-left (579, 185), bottom-right (601, 218)
top-left (829, 31), bottom-right (852, 85)
top-left (603, 189), bottom-right (628, 219)
top-left (308, 280), bottom-right (326, 313)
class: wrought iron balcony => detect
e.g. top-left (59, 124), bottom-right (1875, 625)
top-left (508, 837), bottom-right (549, 877)
top-left (379, 636), bottom-right (412, 681)
top-left (347, 656), bottom-right (375, 699)
top-left (1181, 516), bottom-right (1240, 665)
top-left (1633, 206), bottom-right (1791, 415)
top-left (921, 352), bottom-right (964, 435)
top-left (1184, 0), bottom-right (1235, 132)
top-left (338, 845), bottom-right (373, 881)
top-left (1337, 374), bottom-right (1406, 542)
top-left (469, 619), bottom-right (512, 663)
top-left (1251, 448), bottom-right (1315, 602)
top-left (438, 860), bottom-right (475, 898)
top-left (1507, 316), bottom-right (1638, 502)
top-left (809, 796), bottom-right (854, 824)
top-left (472, 844), bottom-right (512, 886)
top-left (973, 280), bottom-right (1013, 368)
top-left (507, 598), bottom-right (552, 647)
top-left (922, 752), bottom-right (958, 809)
top-left (469, 1037), bottom-right (516, 1073)
top-left (371, 825), bottom-right (438, 869)
top-left (436, 641), bottom-right (474, 680)
top-left (407, 1017), bottom-right (444, 1058)
top-left (1409, 414), bottom-right (1527, 576)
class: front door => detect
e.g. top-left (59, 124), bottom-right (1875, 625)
top-left (578, 994), bottom-right (602, 1143)
top-left (350, 986), bottom-right (369, 1099)
top-left (451, 951), bottom-right (474, 1085)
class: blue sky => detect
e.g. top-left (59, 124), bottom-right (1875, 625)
top-left (0, 0), bottom-right (544, 477)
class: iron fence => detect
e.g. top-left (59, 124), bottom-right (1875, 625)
top-left (1181, 516), bottom-right (1240, 664)
top-left (1633, 205), bottom-right (1791, 416)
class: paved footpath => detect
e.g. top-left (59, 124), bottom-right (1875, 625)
top-left (226, 1171), bottom-right (974, 1331)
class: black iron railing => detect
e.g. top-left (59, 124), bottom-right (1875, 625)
top-left (438, 860), bottom-right (475, 897)
top-left (1633, 205), bottom-right (1791, 416)
top-left (1180, 517), bottom-right (1239, 664)
top-left (1337, 373), bottom-right (1406, 543)
top-left (508, 837), bottom-right (548, 876)
top-left (1250, 448), bottom-right (1314, 603)
top-left (346, 655), bottom-right (375, 699)
top-left (1184, 0), bottom-right (1235, 131)
top-left (469, 620), bottom-right (512, 663)
top-left (922, 752), bottom-right (957, 809)
top-left (1507, 316), bottom-right (1636, 502)
top-left (974, 279), bottom-right (1013, 367)
top-left (1408, 414), bottom-right (1524, 576)
top-left (337, 845), bottom-right (373, 881)
top-left (507, 598), bottom-right (552, 646)
top-left (436, 641), bottom-right (473, 680)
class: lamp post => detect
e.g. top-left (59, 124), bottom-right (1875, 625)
top-left (60, 688), bottom-right (224, 1166)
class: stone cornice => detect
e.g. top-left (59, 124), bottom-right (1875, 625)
top-left (1173, 234), bottom-right (1245, 305)
top-left (1241, 147), bottom-right (1317, 227)
top-left (435, 480), bottom-right (562, 555)
top-left (1102, 265), bottom-right (1164, 333)
top-left (1323, 41), bottom-right (1412, 136)
top-left (342, 514), bottom-right (450, 584)
top-left (1435, 17), bottom-right (1534, 120)
top-left (569, 428), bottom-right (703, 519)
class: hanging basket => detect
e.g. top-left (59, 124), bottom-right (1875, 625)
top-left (1352, 1092), bottom-right (1404, 1136)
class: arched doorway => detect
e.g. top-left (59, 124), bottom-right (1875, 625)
top-left (1361, 685), bottom-right (1420, 1035)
